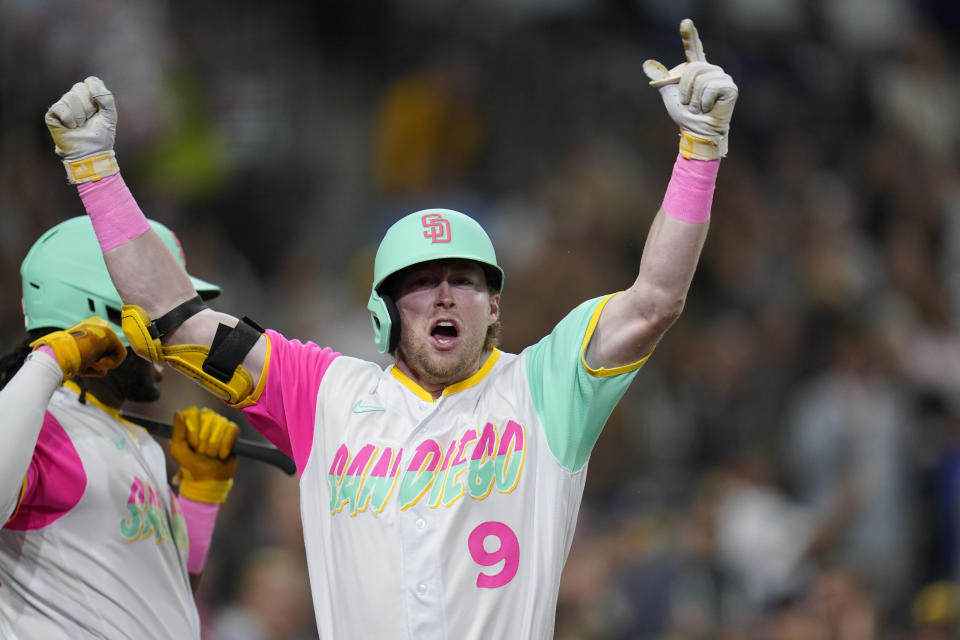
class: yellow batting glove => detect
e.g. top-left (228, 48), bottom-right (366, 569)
top-left (29, 316), bottom-right (126, 379)
top-left (643, 19), bottom-right (738, 160)
top-left (171, 407), bottom-right (239, 504)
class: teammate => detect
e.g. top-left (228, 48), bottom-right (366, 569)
top-left (43, 18), bottom-right (736, 639)
top-left (0, 216), bottom-right (241, 639)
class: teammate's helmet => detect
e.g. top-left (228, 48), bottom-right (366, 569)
top-left (367, 209), bottom-right (504, 354)
top-left (21, 216), bottom-right (221, 345)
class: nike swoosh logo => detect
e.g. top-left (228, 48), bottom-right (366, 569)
top-left (112, 438), bottom-right (126, 450)
top-left (353, 400), bottom-right (385, 414)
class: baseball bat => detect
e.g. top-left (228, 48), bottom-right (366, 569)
top-left (121, 411), bottom-right (297, 476)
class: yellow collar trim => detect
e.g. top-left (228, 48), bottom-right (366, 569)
top-left (390, 349), bottom-right (502, 402)
top-left (63, 380), bottom-right (146, 436)
top-left (63, 379), bottom-right (125, 422)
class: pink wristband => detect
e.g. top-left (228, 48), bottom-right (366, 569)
top-left (77, 174), bottom-right (151, 251)
top-left (179, 496), bottom-right (220, 573)
top-left (662, 154), bottom-right (720, 224)
top-left (35, 345), bottom-right (55, 359)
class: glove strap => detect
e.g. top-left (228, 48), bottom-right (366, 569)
top-left (179, 478), bottom-right (234, 504)
top-left (64, 151), bottom-right (120, 184)
top-left (679, 131), bottom-right (727, 161)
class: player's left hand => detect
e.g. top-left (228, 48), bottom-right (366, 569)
top-left (171, 407), bottom-right (239, 504)
top-left (44, 76), bottom-right (120, 183)
top-left (643, 18), bottom-right (738, 160)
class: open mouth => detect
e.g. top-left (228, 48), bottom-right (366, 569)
top-left (430, 320), bottom-right (459, 346)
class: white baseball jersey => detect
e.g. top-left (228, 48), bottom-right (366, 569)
top-left (243, 294), bottom-right (646, 639)
top-left (0, 383), bottom-right (199, 639)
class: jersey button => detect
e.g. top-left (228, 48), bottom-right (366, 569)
top-left (415, 518), bottom-right (427, 531)
top-left (417, 583), bottom-right (428, 596)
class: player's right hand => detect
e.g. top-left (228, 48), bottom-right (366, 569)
top-left (29, 316), bottom-right (127, 379)
top-left (643, 19), bottom-right (738, 160)
top-left (45, 76), bottom-right (120, 184)
top-left (171, 407), bottom-right (239, 504)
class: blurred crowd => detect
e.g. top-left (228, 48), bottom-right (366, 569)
top-left (3, 0), bottom-right (960, 637)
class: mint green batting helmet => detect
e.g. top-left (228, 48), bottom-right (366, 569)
top-left (367, 208), bottom-right (504, 354)
top-left (21, 216), bottom-right (221, 345)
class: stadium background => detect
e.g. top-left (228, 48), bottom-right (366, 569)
top-left (3, 0), bottom-right (960, 637)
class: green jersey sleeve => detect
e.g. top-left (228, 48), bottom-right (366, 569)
top-left (525, 293), bottom-right (650, 472)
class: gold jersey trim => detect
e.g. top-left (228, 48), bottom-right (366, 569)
top-left (580, 293), bottom-right (652, 378)
top-left (390, 349), bottom-right (502, 402)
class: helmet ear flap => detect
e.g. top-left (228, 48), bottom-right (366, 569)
top-left (367, 291), bottom-right (402, 354)
top-left (381, 294), bottom-right (401, 354)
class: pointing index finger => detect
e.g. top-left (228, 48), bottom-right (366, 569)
top-left (680, 18), bottom-right (706, 62)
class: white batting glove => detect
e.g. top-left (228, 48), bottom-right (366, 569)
top-left (643, 19), bottom-right (738, 160)
top-left (45, 76), bottom-right (120, 184)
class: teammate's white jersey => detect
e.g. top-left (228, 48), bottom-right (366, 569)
top-left (244, 294), bottom-right (646, 639)
top-left (0, 383), bottom-right (200, 639)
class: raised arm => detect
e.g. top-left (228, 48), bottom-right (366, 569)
top-left (1, 319), bottom-right (126, 522)
top-left (586, 19), bottom-right (738, 369)
top-left (45, 78), bottom-right (268, 406)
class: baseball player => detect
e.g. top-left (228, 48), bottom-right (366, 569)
top-left (0, 217), bottom-right (242, 639)
top-left (43, 18), bottom-right (736, 639)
